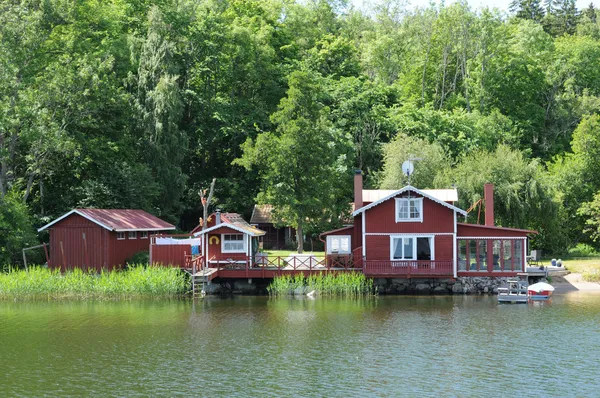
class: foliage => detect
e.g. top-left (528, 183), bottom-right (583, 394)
top-left (267, 272), bottom-right (374, 297)
top-left (0, 265), bottom-right (188, 299)
top-left (578, 191), bottom-right (600, 243)
top-left (436, 145), bottom-right (563, 252)
top-left (567, 243), bottom-right (600, 257)
top-left (0, 194), bottom-right (38, 269)
top-left (236, 70), bottom-right (353, 252)
top-left (2, 0), bottom-right (600, 252)
top-left (378, 134), bottom-right (451, 189)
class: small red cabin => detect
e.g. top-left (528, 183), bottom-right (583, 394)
top-left (192, 211), bottom-right (266, 268)
top-left (38, 209), bottom-right (175, 271)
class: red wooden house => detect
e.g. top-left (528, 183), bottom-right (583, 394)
top-left (320, 172), bottom-right (535, 278)
top-left (38, 209), bottom-right (175, 271)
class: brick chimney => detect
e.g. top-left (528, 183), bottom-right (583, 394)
top-left (484, 184), bottom-right (494, 226)
top-left (354, 170), bottom-right (363, 210)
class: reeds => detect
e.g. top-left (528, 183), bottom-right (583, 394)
top-left (267, 272), bottom-right (374, 297)
top-left (0, 265), bottom-right (188, 299)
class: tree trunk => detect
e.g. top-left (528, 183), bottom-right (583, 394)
top-left (296, 219), bottom-right (304, 254)
top-left (23, 172), bottom-right (35, 203)
top-left (201, 178), bottom-right (216, 230)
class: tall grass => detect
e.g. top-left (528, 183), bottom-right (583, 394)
top-left (0, 265), bottom-right (188, 299)
top-left (267, 272), bottom-right (374, 297)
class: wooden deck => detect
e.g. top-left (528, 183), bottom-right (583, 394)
top-left (180, 255), bottom-right (454, 280)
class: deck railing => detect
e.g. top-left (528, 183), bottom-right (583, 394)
top-left (363, 260), bottom-right (453, 277)
top-left (180, 254), bottom-right (452, 278)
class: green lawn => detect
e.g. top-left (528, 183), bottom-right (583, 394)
top-left (560, 258), bottom-right (600, 282)
top-left (265, 250), bottom-right (325, 258)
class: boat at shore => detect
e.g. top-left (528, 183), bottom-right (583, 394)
top-left (498, 280), bottom-right (529, 303)
top-left (498, 280), bottom-right (554, 303)
top-left (528, 282), bottom-right (554, 301)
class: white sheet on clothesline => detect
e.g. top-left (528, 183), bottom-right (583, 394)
top-left (155, 237), bottom-right (201, 246)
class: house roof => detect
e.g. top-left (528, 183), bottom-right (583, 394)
top-left (319, 225), bottom-right (355, 238)
top-left (250, 204), bottom-right (274, 224)
top-left (38, 209), bottom-right (176, 232)
top-left (190, 213), bottom-right (266, 236)
top-left (457, 223), bottom-right (538, 235)
top-left (352, 185), bottom-right (468, 217)
top-left (192, 212), bottom-right (266, 237)
top-left (362, 188), bottom-right (458, 203)
top-left (193, 222), bottom-right (266, 237)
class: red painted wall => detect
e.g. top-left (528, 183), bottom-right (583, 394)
top-left (364, 193), bottom-right (454, 234)
top-left (49, 213), bottom-right (157, 271)
top-left (364, 235), bottom-right (453, 261)
top-left (206, 226), bottom-right (248, 262)
top-left (48, 214), bottom-right (106, 271)
top-left (108, 231), bottom-right (152, 268)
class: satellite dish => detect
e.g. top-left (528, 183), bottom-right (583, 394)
top-left (402, 160), bottom-right (414, 177)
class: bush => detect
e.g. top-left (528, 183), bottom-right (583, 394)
top-left (0, 194), bottom-right (38, 270)
top-left (126, 251), bottom-right (150, 267)
top-left (567, 243), bottom-right (600, 258)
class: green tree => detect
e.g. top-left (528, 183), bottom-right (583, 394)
top-left (236, 70), bottom-right (353, 253)
top-left (378, 134), bottom-right (451, 189)
top-left (436, 145), bottom-right (561, 252)
top-left (510, 0), bottom-right (546, 22)
top-left (578, 191), bottom-right (600, 242)
top-left (0, 193), bottom-right (38, 269)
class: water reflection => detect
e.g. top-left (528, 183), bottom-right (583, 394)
top-left (1, 295), bottom-right (600, 397)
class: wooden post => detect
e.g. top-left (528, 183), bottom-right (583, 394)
top-left (60, 241), bottom-right (66, 271)
top-left (22, 249), bottom-right (28, 270)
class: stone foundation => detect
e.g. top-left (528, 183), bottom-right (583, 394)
top-left (374, 276), bottom-right (516, 295)
top-left (202, 276), bottom-right (523, 295)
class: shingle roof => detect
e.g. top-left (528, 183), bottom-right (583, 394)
top-left (38, 209), bottom-right (176, 232)
top-left (250, 204), bottom-right (274, 224)
top-left (191, 212), bottom-right (266, 236)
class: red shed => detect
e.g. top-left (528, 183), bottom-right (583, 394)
top-left (38, 209), bottom-right (175, 271)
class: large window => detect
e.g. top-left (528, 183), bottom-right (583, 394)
top-left (395, 198), bottom-right (423, 222)
top-left (327, 235), bottom-right (351, 254)
top-left (391, 236), bottom-right (433, 261)
top-left (458, 239), bottom-right (524, 273)
top-left (458, 240), bottom-right (467, 271)
top-left (222, 234), bottom-right (246, 253)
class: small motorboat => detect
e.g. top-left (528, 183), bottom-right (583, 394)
top-left (528, 282), bottom-right (554, 301)
top-left (498, 280), bottom-right (529, 303)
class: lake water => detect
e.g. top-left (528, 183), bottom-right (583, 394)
top-left (1, 294), bottom-right (600, 397)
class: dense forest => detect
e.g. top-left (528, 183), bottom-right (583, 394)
top-left (2, 0), bottom-right (600, 265)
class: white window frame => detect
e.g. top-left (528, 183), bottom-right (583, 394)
top-left (326, 235), bottom-right (351, 254)
top-left (116, 232), bottom-right (125, 240)
top-left (128, 231), bottom-right (137, 240)
top-left (140, 231), bottom-right (148, 239)
top-left (390, 235), bottom-right (434, 261)
top-left (221, 234), bottom-right (247, 253)
top-left (395, 197), bottom-right (423, 223)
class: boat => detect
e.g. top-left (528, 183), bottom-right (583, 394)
top-left (498, 280), bottom-right (529, 303)
top-left (528, 282), bottom-right (554, 301)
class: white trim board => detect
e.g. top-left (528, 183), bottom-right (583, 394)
top-left (38, 209), bottom-right (113, 232)
top-left (458, 236), bottom-right (528, 240)
top-left (366, 232), bottom-right (454, 236)
top-left (193, 223), bottom-right (265, 237)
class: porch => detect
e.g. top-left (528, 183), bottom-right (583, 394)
top-left (183, 252), bottom-right (454, 280)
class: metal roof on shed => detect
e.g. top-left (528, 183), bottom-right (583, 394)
top-left (38, 209), bottom-right (176, 232)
